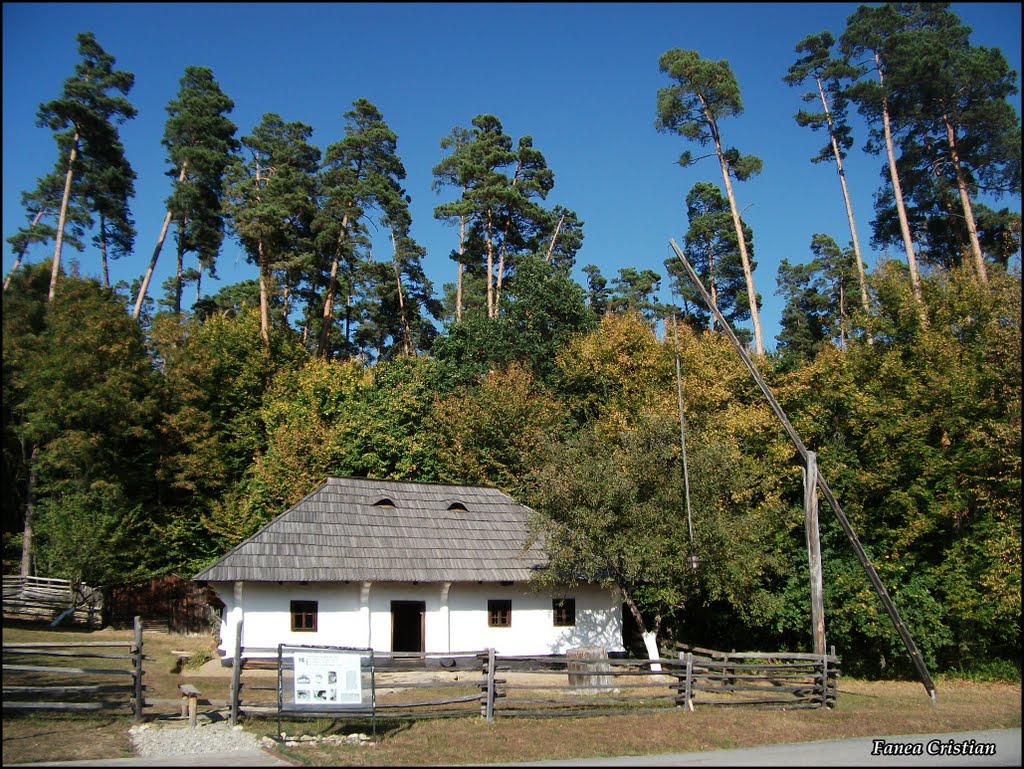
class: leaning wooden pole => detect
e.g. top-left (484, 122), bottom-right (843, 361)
top-left (668, 238), bottom-right (937, 704)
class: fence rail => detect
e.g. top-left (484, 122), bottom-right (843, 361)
top-left (226, 639), bottom-right (839, 722)
top-left (2, 576), bottom-right (103, 628)
top-left (1, 615), bottom-right (146, 720)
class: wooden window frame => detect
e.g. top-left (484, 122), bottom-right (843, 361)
top-left (552, 598), bottom-right (576, 627)
top-left (488, 599), bottom-right (512, 628)
top-left (290, 600), bottom-right (318, 632)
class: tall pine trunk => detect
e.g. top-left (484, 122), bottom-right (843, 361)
top-left (706, 241), bottom-right (718, 333)
top-left (174, 214), bottom-right (188, 315)
top-left (318, 212), bottom-right (350, 357)
top-left (876, 54), bottom-right (926, 317)
top-left (816, 75), bottom-right (871, 315)
top-left (544, 212), bottom-right (566, 264)
top-left (257, 238), bottom-right (271, 348)
top-left (391, 232), bottom-right (414, 357)
top-left (485, 209), bottom-right (495, 318)
top-left (455, 213), bottom-right (466, 322)
top-left (3, 209), bottom-right (45, 294)
top-left (49, 129), bottom-right (80, 302)
top-left (99, 213), bottom-right (110, 288)
top-left (133, 163), bottom-right (188, 320)
top-left (712, 131), bottom-right (764, 355)
top-left (943, 113), bottom-right (987, 283)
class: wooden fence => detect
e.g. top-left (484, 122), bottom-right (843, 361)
top-left (2, 616), bottom-right (146, 721)
top-left (228, 644), bottom-right (489, 724)
top-left (3, 576), bottom-right (103, 628)
top-left (226, 641), bottom-right (839, 722)
top-left (676, 646), bottom-right (840, 710)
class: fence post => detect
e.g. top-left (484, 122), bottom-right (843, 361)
top-left (133, 615), bottom-right (144, 722)
top-left (820, 652), bottom-right (829, 709)
top-left (684, 652), bottom-right (694, 712)
top-left (485, 651), bottom-right (497, 720)
top-left (230, 618), bottom-right (242, 726)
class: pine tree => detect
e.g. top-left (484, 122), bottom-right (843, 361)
top-left (667, 181), bottom-right (752, 335)
top-left (314, 99), bottom-right (409, 357)
top-left (134, 66), bottom-right (238, 319)
top-left (656, 49), bottom-right (765, 354)
top-left (4, 171), bottom-right (90, 294)
top-left (35, 31), bottom-right (136, 302)
top-left (785, 31), bottom-right (872, 316)
top-left (841, 4), bottom-right (926, 314)
top-left (223, 114), bottom-right (320, 347)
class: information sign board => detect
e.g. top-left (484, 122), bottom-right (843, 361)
top-left (276, 644), bottom-right (375, 737)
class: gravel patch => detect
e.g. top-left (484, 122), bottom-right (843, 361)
top-left (129, 721), bottom-right (264, 757)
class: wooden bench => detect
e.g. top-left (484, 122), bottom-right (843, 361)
top-left (177, 683), bottom-right (202, 727)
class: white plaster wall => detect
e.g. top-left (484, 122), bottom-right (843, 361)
top-left (209, 580), bottom-right (623, 659)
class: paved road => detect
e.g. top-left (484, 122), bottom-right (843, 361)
top-left (491, 729), bottom-right (1022, 767)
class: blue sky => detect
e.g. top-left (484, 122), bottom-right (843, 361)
top-left (3, 2), bottom-right (1021, 349)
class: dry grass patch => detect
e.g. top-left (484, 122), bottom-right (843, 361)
top-left (2, 715), bottom-right (134, 765)
top-left (255, 679), bottom-right (1020, 766)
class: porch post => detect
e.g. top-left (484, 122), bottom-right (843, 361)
top-left (361, 581), bottom-right (372, 648)
top-left (440, 581), bottom-right (452, 653)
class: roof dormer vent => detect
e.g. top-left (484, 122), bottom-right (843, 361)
top-left (373, 497), bottom-right (396, 508)
top-left (447, 501), bottom-right (468, 512)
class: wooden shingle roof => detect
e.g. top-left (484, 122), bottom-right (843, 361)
top-left (193, 477), bottom-right (546, 583)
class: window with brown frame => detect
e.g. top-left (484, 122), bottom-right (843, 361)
top-left (487, 599), bottom-right (512, 627)
top-left (290, 600), bottom-right (318, 632)
top-left (553, 598), bottom-right (576, 627)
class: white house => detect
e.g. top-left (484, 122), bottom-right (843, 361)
top-left (194, 477), bottom-right (623, 660)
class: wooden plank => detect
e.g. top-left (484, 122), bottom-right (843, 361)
top-left (3, 648), bottom-right (134, 660)
top-left (3, 664), bottom-right (134, 676)
top-left (3, 684), bottom-right (134, 696)
top-left (375, 693), bottom-right (484, 708)
top-left (2, 642), bottom-right (133, 649)
top-left (3, 701), bottom-right (130, 712)
top-left (496, 707), bottom-right (673, 718)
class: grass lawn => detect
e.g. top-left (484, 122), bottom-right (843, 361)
top-left (3, 623), bottom-right (1020, 765)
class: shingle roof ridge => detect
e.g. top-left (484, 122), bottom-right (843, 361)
top-left (194, 476), bottom-right (543, 583)
top-left (326, 475), bottom-right (511, 496)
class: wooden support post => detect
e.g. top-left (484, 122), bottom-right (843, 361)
top-left (178, 684), bottom-right (201, 727)
top-left (230, 619), bottom-right (242, 726)
top-left (667, 237), bottom-right (937, 704)
top-left (485, 648), bottom-right (496, 722)
top-left (684, 652), bottom-right (694, 712)
top-left (804, 451), bottom-right (826, 657)
top-left (132, 616), bottom-right (143, 722)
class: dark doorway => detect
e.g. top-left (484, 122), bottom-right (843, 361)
top-left (391, 600), bottom-right (425, 653)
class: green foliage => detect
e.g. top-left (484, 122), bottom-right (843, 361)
top-left (433, 254), bottom-right (595, 387)
top-left (667, 181), bottom-right (752, 333)
top-left (4, 266), bottom-right (161, 584)
top-left (35, 31), bottom-right (137, 297)
top-left (433, 362), bottom-right (570, 499)
top-left (159, 65), bottom-right (239, 314)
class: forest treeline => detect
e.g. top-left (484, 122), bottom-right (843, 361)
top-left (3, 3), bottom-right (1020, 678)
